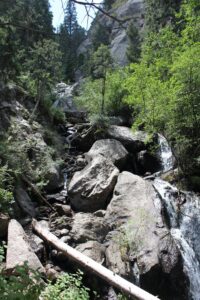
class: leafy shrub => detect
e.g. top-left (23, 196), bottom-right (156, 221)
top-left (41, 270), bottom-right (90, 300)
top-left (0, 262), bottom-right (44, 300)
top-left (42, 95), bottom-right (66, 124)
top-left (0, 164), bottom-right (14, 214)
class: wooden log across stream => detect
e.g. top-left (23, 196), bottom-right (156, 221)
top-left (32, 219), bottom-right (160, 300)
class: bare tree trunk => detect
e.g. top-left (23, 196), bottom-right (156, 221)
top-left (32, 219), bottom-right (160, 300)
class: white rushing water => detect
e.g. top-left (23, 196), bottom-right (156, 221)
top-left (155, 135), bottom-right (200, 300)
top-left (158, 134), bottom-right (174, 172)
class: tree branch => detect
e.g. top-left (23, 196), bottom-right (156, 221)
top-left (70, 0), bottom-right (132, 24)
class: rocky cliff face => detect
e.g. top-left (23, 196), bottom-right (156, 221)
top-left (78, 0), bottom-right (144, 66)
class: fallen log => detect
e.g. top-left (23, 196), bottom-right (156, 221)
top-left (32, 219), bottom-right (160, 300)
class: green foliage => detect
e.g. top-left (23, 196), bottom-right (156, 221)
top-left (123, 0), bottom-right (200, 176)
top-left (0, 0), bottom-right (54, 82)
top-left (42, 95), bottom-right (66, 124)
top-left (0, 263), bottom-right (44, 300)
top-left (41, 270), bottom-right (90, 300)
top-left (58, 1), bottom-right (86, 82)
top-left (126, 22), bottom-right (141, 63)
top-left (75, 68), bottom-right (128, 117)
top-left (0, 164), bottom-right (14, 214)
top-left (1, 120), bottom-right (62, 191)
top-left (20, 39), bottom-right (62, 96)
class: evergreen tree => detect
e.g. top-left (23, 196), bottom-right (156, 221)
top-left (104, 0), bottom-right (115, 10)
top-left (145, 0), bottom-right (182, 34)
top-left (58, 0), bottom-right (86, 82)
top-left (126, 22), bottom-right (141, 63)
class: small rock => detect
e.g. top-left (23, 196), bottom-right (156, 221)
top-left (60, 228), bottom-right (69, 236)
top-left (60, 236), bottom-right (71, 243)
top-left (46, 268), bottom-right (59, 280)
top-left (46, 193), bottom-right (66, 203)
top-left (93, 210), bottom-right (106, 217)
top-left (76, 241), bottom-right (105, 264)
top-left (54, 204), bottom-right (72, 216)
top-left (70, 213), bottom-right (108, 243)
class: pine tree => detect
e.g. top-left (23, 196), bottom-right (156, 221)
top-left (58, 0), bottom-right (86, 82)
top-left (64, 0), bottom-right (78, 36)
top-left (126, 22), bottom-right (141, 63)
top-left (145, 0), bottom-right (182, 34)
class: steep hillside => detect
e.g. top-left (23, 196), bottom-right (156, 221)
top-left (78, 0), bottom-right (144, 66)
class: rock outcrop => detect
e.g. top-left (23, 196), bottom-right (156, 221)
top-left (104, 172), bottom-right (187, 298)
top-left (106, 126), bottom-right (148, 152)
top-left (6, 220), bottom-right (44, 273)
top-left (78, 0), bottom-right (144, 66)
top-left (68, 155), bottom-right (119, 212)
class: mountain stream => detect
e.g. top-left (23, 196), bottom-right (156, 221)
top-left (154, 135), bottom-right (200, 300)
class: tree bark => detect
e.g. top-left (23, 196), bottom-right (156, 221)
top-left (32, 219), bottom-right (160, 300)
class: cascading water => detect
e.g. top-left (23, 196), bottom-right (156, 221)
top-left (155, 135), bottom-right (200, 300)
top-left (158, 134), bottom-right (174, 172)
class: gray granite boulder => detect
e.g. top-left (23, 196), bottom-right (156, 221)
top-left (86, 139), bottom-right (128, 169)
top-left (68, 155), bottom-right (119, 212)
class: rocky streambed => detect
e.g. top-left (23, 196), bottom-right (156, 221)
top-left (1, 120), bottom-right (190, 300)
top-left (1, 83), bottom-right (199, 300)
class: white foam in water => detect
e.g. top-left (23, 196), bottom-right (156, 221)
top-left (158, 134), bottom-right (174, 172)
top-left (155, 135), bottom-right (200, 299)
top-left (171, 229), bottom-right (200, 300)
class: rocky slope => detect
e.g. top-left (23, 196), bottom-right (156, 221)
top-left (0, 83), bottom-right (190, 299)
top-left (78, 0), bottom-right (144, 66)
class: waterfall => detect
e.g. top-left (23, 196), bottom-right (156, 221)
top-left (158, 134), bottom-right (174, 172)
top-left (154, 134), bottom-right (200, 300)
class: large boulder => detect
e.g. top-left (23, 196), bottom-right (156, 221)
top-left (76, 241), bottom-right (105, 264)
top-left (106, 239), bottom-right (131, 278)
top-left (86, 139), bottom-right (128, 169)
top-left (6, 220), bottom-right (44, 273)
top-left (106, 126), bottom-right (148, 152)
top-left (70, 213), bottom-right (108, 243)
top-left (68, 155), bottom-right (119, 212)
top-left (45, 164), bottom-right (62, 192)
top-left (14, 187), bottom-right (36, 217)
top-left (104, 172), bottom-right (187, 298)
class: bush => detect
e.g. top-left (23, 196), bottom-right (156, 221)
top-left (0, 261), bottom-right (44, 300)
top-left (0, 164), bottom-right (14, 214)
top-left (41, 270), bottom-right (90, 300)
